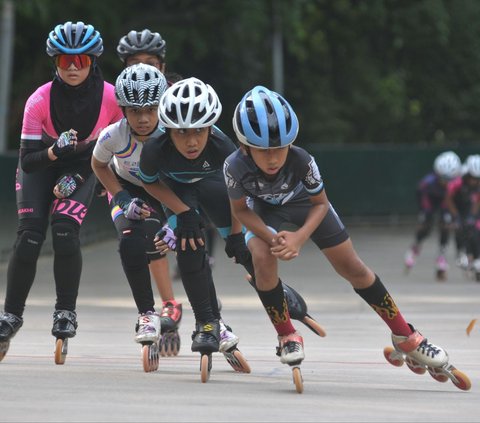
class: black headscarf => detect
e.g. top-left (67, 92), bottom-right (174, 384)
top-left (50, 64), bottom-right (104, 141)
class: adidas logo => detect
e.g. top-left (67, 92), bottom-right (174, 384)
top-left (202, 161), bottom-right (210, 169)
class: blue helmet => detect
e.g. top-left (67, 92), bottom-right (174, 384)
top-left (233, 86), bottom-right (299, 149)
top-left (46, 21), bottom-right (103, 57)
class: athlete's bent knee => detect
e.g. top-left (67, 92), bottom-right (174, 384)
top-left (51, 222), bottom-right (80, 256)
top-left (14, 230), bottom-right (44, 263)
top-left (119, 229), bottom-right (148, 270)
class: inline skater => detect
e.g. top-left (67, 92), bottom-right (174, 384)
top-left (224, 85), bottom-right (471, 392)
top-left (445, 154), bottom-right (480, 281)
top-left (403, 151), bottom-right (462, 280)
top-left (115, 29), bottom-right (182, 355)
top-left (0, 21), bottom-right (123, 364)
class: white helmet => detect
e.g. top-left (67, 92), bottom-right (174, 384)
top-left (158, 77), bottom-right (222, 128)
top-left (433, 151), bottom-right (461, 180)
top-left (464, 154), bottom-right (480, 178)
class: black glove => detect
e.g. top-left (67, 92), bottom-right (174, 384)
top-left (52, 130), bottom-right (77, 158)
top-left (225, 232), bottom-right (251, 265)
top-left (175, 208), bottom-right (205, 243)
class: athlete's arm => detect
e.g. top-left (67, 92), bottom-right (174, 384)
top-left (91, 156), bottom-right (123, 196)
top-left (142, 180), bottom-right (189, 215)
top-left (229, 197), bottom-right (275, 245)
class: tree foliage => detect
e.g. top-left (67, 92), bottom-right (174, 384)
top-left (7, 0), bottom-right (480, 148)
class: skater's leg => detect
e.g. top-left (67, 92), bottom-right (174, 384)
top-left (323, 239), bottom-right (412, 337)
top-left (149, 257), bottom-right (175, 300)
top-left (118, 227), bottom-right (155, 313)
top-left (51, 220), bottom-right (82, 312)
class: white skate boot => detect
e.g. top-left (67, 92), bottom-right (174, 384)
top-left (135, 311), bottom-right (161, 344)
top-left (472, 258), bottom-right (480, 282)
top-left (383, 324), bottom-right (471, 390)
top-left (135, 311), bottom-right (161, 373)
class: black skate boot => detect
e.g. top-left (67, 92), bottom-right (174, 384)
top-left (52, 310), bottom-right (78, 365)
top-left (0, 312), bottom-right (23, 362)
top-left (191, 320), bottom-right (220, 383)
top-left (159, 301), bottom-right (182, 357)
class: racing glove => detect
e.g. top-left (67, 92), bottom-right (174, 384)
top-left (225, 232), bottom-right (251, 266)
top-left (52, 129), bottom-right (77, 158)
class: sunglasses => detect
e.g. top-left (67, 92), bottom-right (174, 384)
top-left (55, 54), bottom-right (92, 70)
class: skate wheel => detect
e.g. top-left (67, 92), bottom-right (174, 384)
top-left (172, 335), bottom-right (180, 356)
top-left (142, 344), bottom-right (159, 373)
top-left (54, 338), bottom-right (67, 365)
top-left (292, 366), bottom-right (303, 394)
top-left (200, 354), bottom-right (211, 383)
top-left (383, 346), bottom-right (404, 367)
top-left (159, 337), bottom-right (167, 357)
top-left (451, 369), bottom-right (472, 391)
top-left (223, 349), bottom-right (251, 373)
top-left (405, 357), bottom-right (427, 375)
top-left (0, 341), bottom-right (10, 362)
top-left (427, 366), bottom-right (449, 383)
top-left (303, 315), bottom-right (326, 337)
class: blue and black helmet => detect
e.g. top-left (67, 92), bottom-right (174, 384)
top-left (233, 86), bottom-right (299, 149)
top-left (46, 21), bottom-right (103, 57)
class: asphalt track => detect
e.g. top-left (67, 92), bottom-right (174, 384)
top-left (0, 225), bottom-right (479, 422)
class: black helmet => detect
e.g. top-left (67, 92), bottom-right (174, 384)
top-left (117, 29), bottom-right (166, 62)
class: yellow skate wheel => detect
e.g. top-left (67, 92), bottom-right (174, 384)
top-left (451, 369), bottom-right (472, 391)
top-left (383, 346), bottom-right (404, 367)
top-left (54, 338), bottom-right (67, 365)
top-left (230, 349), bottom-right (251, 373)
top-left (292, 367), bottom-right (303, 394)
top-left (142, 344), bottom-right (158, 373)
top-left (200, 354), bottom-right (211, 383)
top-left (303, 316), bottom-right (327, 337)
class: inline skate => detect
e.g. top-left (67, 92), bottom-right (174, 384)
top-left (383, 324), bottom-right (471, 390)
top-left (219, 320), bottom-right (250, 373)
top-left (0, 312), bottom-right (23, 362)
top-left (404, 246), bottom-right (419, 274)
top-left (52, 310), bottom-right (77, 365)
top-left (247, 275), bottom-right (326, 337)
top-left (276, 331), bottom-right (305, 393)
top-left (159, 301), bottom-right (182, 357)
top-left (191, 320), bottom-right (220, 383)
top-left (435, 254), bottom-right (448, 281)
top-left (135, 311), bottom-right (161, 372)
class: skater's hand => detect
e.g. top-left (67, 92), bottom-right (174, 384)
top-left (154, 224), bottom-right (177, 253)
top-left (53, 173), bottom-right (85, 199)
top-left (113, 190), bottom-right (152, 220)
top-left (270, 230), bottom-right (301, 261)
top-left (225, 232), bottom-right (250, 265)
top-left (175, 208), bottom-right (205, 251)
top-left (51, 129), bottom-right (77, 159)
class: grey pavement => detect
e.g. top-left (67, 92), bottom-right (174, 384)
top-left (0, 225), bottom-right (479, 422)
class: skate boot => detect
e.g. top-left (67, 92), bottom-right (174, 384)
top-left (276, 331), bottom-right (305, 393)
top-left (0, 312), bottom-right (23, 362)
top-left (456, 252), bottom-right (470, 271)
top-left (404, 246), bottom-right (419, 273)
top-left (159, 301), bottom-right (182, 357)
top-left (246, 275), bottom-right (326, 337)
top-left (219, 320), bottom-right (250, 373)
top-left (435, 254), bottom-right (448, 281)
top-left (191, 320), bottom-right (220, 383)
top-left (383, 324), bottom-right (471, 391)
top-left (52, 310), bottom-right (78, 365)
top-left (135, 311), bottom-right (161, 372)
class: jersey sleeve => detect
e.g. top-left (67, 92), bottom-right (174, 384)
top-left (139, 139), bottom-right (161, 184)
top-left (223, 152), bottom-right (247, 200)
top-left (299, 151), bottom-right (324, 195)
top-left (92, 125), bottom-right (116, 163)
